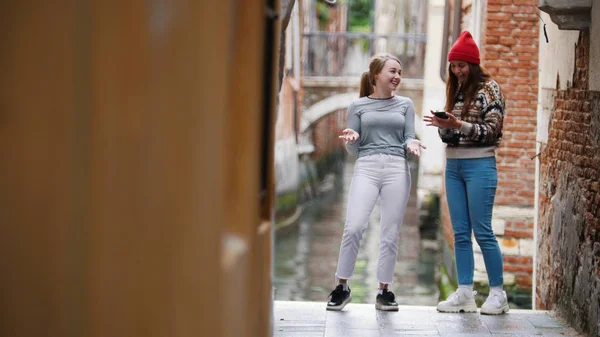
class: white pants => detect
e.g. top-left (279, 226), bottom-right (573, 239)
top-left (335, 153), bottom-right (411, 284)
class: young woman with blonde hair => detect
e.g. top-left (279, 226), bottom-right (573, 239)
top-left (326, 53), bottom-right (425, 311)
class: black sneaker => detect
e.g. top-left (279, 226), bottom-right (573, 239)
top-left (326, 284), bottom-right (351, 311)
top-left (376, 289), bottom-right (399, 311)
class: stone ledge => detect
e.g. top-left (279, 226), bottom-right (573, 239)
top-left (539, 0), bottom-right (592, 30)
top-left (473, 237), bottom-right (534, 257)
top-left (491, 206), bottom-right (535, 236)
top-left (493, 205), bottom-right (535, 218)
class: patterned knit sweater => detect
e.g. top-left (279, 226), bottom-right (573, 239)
top-left (439, 79), bottom-right (505, 158)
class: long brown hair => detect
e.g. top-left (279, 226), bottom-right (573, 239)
top-left (445, 63), bottom-right (491, 117)
top-left (359, 53), bottom-right (402, 98)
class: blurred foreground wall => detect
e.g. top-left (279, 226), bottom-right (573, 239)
top-left (0, 1), bottom-right (279, 337)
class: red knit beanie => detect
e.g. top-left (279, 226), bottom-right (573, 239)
top-left (448, 31), bottom-right (480, 65)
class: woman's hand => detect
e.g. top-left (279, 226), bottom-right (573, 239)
top-left (423, 110), bottom-right (462, 129)
top-left (339, 128), bottom-right (359, 142)
top-left (407, 140), bottom-right (426, 157)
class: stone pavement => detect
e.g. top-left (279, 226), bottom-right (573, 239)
top-left (274, 301), bottom-right (582, 337)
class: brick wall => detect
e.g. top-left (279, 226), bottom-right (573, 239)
top-left (312, 108), bottom-right (346, 162)
top-left (484, 0), bottom-right (538, 207)
top-left (537, 30), bottom-right (600, 337)
top-left (484, 0), bottom-right (539, 298)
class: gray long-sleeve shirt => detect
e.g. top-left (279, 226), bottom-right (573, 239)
top-left (344, 95), bottom-right (416, 158)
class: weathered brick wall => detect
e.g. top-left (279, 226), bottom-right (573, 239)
top-left (483, 0), bottom-right (539, 299)
top-left (537, 30), bottom-right (600, 337)
top-left (484, 0), bottom-right (538, 207)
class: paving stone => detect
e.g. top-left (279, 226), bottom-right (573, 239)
top-left (326, 304), bottom-right (380, 330)
top-left (276, 320), bottom-right (326, 328)
top-left (436, 318), bottom-right (491, 335)
top-left (381, 334), bottom-right (440, 337)
top-left (524, 313), bottom-right (565, 328)
top-left (324, 328), bottom-right (381, 337)
top-left (275, 301), bottom-right (328, 322)
top-left (533, 327), bottom-right (577, 336)
top-left (274, 325), bottom-right (325, 332)
top-left (479, 314), bottom-right (537, 334)
top-left (380, 326), bottom-right (440, 335)
top-left (325, 317), bottom-right (380, 330)
top-left (438, 329), bottom-right (491, 336)
top-left (274, 332), bottom-right (324, 337)
top-left (274, 301), bottom-right (579, 337)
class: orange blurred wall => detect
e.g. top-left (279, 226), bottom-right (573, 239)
top-left (0, 1), bottom-right (278, 337)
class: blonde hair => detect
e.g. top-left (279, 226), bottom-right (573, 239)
top-left (359, 53), bottom-right (402, 98)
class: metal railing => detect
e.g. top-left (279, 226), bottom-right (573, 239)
top-left (303, 31), bottom-right (427, 79)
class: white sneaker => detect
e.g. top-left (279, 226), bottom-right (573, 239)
top-left (480, 290), bottom-right (509, 315)
top-left (436, 288), bottom-right (478, 313)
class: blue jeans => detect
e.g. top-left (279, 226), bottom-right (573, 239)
top-left (445, 157), bottom-right (504, 287)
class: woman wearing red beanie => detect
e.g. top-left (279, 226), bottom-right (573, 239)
top-left (424, 31), bottom-right (509, 315)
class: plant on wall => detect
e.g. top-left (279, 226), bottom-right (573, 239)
top-left (316, 1), bottom-right (331, 30)
top-left (347, 0), bottom-right (371, 32)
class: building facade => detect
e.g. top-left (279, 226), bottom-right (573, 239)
top-left (536, 1), bottom-right (600, 336)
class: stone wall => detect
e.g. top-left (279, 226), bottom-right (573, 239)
top-left (536, 30), bottom-right (600, 337)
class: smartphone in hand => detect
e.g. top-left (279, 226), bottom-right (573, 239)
top-left (433, 111), bottom-right (449, 119)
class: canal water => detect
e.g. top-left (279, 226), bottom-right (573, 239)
top-left (274, 158), bottom-right (441, 306)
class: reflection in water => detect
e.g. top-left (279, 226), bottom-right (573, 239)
top-left (274, 159), bottom-right (440, 306)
